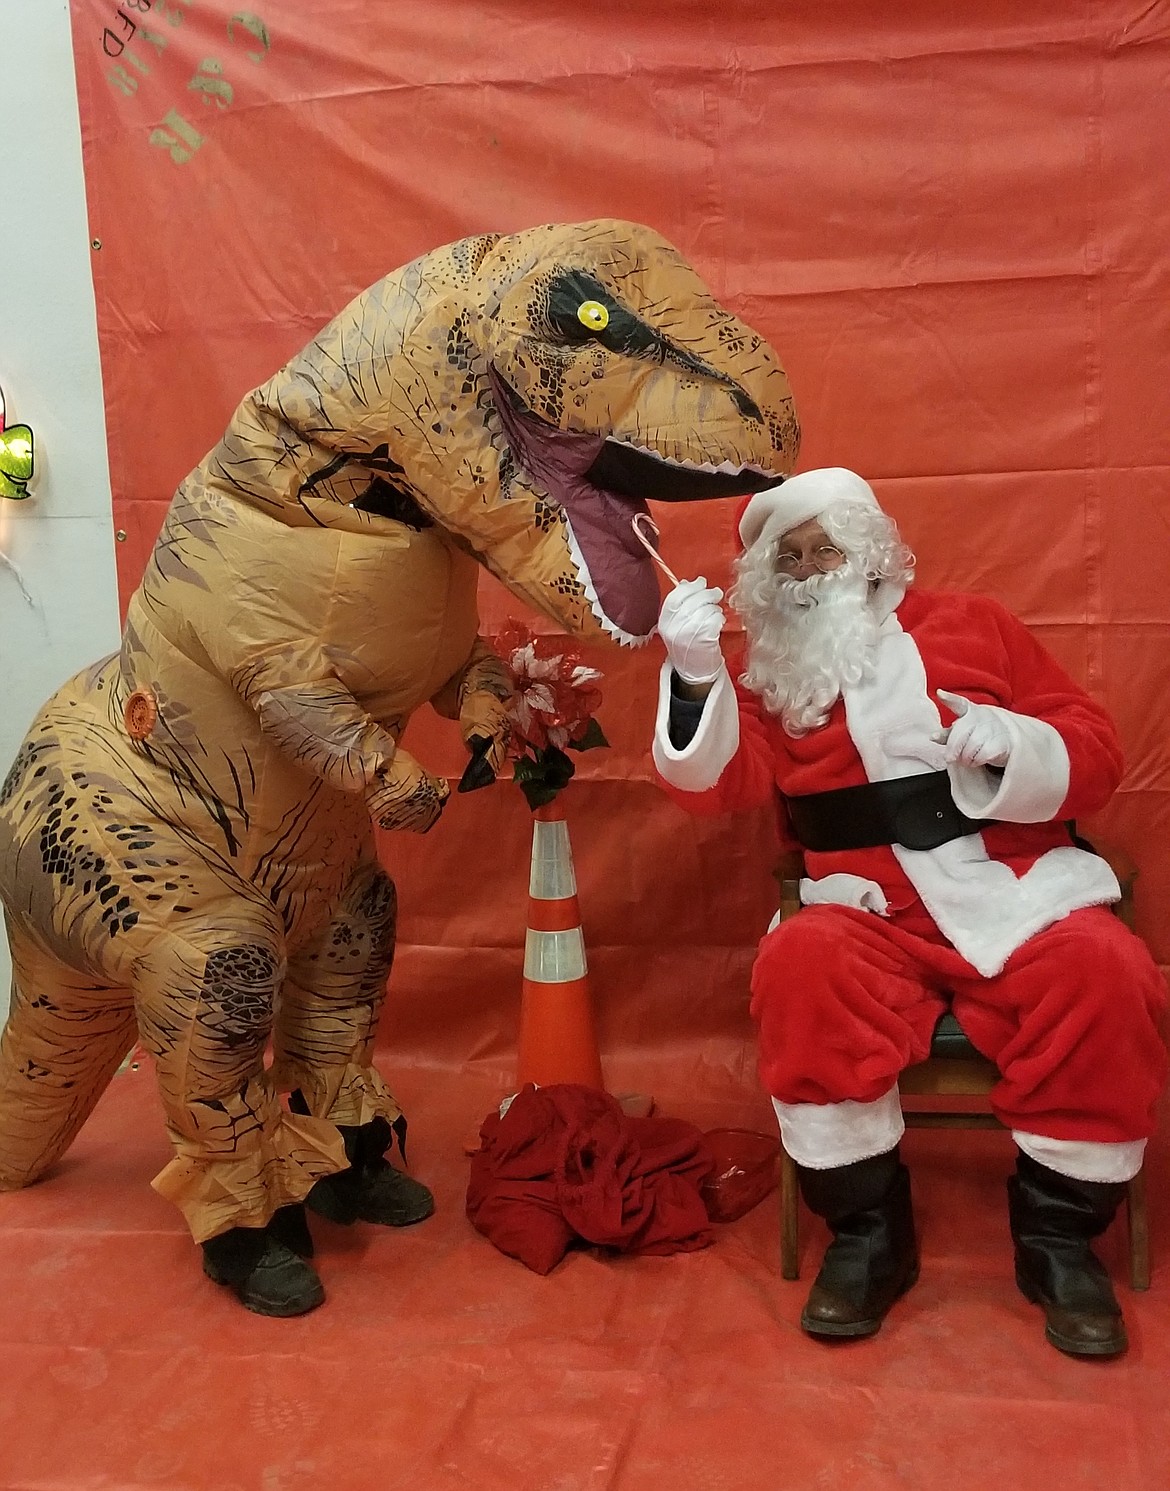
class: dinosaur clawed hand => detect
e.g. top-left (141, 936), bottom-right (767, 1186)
top-left (456, 648), bottom-right (514, 784)
top-left (366, 752), bottom-right (450, 833)
top-left (458, 735), bottom-right (499, 794)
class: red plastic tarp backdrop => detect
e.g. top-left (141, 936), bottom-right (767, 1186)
top-left (69, 0), bottom-right (1170, 1080)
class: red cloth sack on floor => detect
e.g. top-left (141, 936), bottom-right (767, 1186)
top-left (466, 1084), bottom-right (716, 1274)
top-left (464, 1088), bottom-right (579, 1275)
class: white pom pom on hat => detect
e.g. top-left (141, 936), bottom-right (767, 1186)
top-left (738, 467), bottom-right (879, 550)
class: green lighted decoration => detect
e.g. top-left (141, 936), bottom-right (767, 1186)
top-left (0, 382), bottom-right (35, 499)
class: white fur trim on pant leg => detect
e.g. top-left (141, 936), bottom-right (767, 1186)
top-left (772, 1088), bottom-right (905, 1169)
top-left (1012, 1131), bottom-right (1146, 1183)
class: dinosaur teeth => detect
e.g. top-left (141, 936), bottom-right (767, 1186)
top-left (604, 439), bottom-right (777, 481)
top-left (565, 521), bottom-right (650, 649)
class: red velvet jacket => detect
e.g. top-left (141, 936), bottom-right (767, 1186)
top-left (655, 589), bottom-right (1124, 959)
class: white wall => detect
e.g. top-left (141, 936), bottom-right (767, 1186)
top-left (0, 1), bottom-right (122, 1021)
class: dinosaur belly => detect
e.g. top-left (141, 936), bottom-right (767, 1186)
top-left (0, 508), bottom-right (482, 976)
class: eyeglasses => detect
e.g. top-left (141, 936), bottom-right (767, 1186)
top-left (773, 544), bottom-right (846, 575)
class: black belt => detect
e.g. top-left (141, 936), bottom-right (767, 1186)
top-left (785, 770), bottom-right (988, 853)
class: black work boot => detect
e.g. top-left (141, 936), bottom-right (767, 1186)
top-left (267, 1202), bottom-right (315, 1259)
top-left (1008, 1151), bottom-right (1128, 1358)
top-left (797, 1148), bottom-right (919, 1339)
top-left (304, 1115), bottom-right (435, 1228)
top-left (201, 1217), bottom-right (325, 1318)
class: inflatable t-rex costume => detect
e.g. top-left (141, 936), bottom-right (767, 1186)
top-left (0, 220), bottom-right (797, 1312)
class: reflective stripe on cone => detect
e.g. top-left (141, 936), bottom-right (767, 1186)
top-left (516, 803), bottom-right (604, 1090)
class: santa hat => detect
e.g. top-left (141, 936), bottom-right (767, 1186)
top-left (738, 467), bottom-right (879, 550)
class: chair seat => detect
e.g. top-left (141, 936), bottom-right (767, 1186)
top-left (902, 1008), bottom-right (996, 1097)
top-left (930, 1009), bottom-right (984, 1061)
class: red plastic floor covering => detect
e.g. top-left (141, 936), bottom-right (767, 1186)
top-left (1, 1060), bottom-right (1168, 1491)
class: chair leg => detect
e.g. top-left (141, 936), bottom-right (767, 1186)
top-left (780, 1147), bottom-right (800, 1280)
top-left (1127, 1168), bottom-right (1150, 1292)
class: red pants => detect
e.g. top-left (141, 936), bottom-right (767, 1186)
top-left (751, 905), bottom-right (1167, 1143)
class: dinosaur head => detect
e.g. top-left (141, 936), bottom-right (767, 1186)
top-left (214, 220), bottom-right (798, 646)
top-left (381, 220), bottom-right (799, 645)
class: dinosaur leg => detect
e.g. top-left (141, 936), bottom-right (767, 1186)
top-left (0, 916), bottom-right (137, 1190)
top-left (273, 862), bottom-right (433, 1227)
top-left (273, 860), bottom-right (402, 1130)
top-left (131, 926), bottom-right (347, 1244)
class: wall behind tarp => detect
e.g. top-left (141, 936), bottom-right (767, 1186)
top-left (69, 0), bottom-right (1170, 1077)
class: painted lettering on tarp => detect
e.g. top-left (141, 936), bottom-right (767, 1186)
top-left (100, 2), bottom-right (270, 166)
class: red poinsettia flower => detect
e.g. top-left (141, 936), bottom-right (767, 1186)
top-left (496, 620), bottom-right (604, 757)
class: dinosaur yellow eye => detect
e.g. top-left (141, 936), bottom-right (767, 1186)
top-left (577, 300), bottom-right (609, 331)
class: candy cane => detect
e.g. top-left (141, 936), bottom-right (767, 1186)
top-left (631, 513), bottom-right (681, 586)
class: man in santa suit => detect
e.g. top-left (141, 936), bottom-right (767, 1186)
top-left (652, 466), bottom-right (1166, 1357)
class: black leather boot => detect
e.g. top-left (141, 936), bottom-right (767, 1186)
top-left (201, 1216), bottom-right (325, 1318)
top-left (1009, 1151), bottom-right (1128, 1358)
top-left (797, 1148), bottom-right (919, 1339)
top-left (303, 1114), bottom-right (435, 1228)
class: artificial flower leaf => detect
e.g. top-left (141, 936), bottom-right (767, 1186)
top-left (568, 717), bottom-right (609, 753)
top-left (513, 746), bottom-right (577, 811)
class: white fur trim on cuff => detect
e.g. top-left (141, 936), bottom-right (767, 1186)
top-left (1012, 1131), bottom-right (1146, 1183)
top-left (948, 708), bottom-right (1070, 823)
top-left (772, 1087), bottom-right (905, 1169)
top-left (652, 660), bottom-right (740, 794)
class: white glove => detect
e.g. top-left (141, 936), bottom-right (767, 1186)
top-left (936, 689), bottom-right (1013, 768)
top-left (657, 578), bottom-right (727, 684)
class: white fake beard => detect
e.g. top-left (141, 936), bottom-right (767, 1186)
top-left (737, 565), bottom-right (880, 736)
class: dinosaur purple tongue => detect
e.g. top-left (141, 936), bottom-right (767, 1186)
top-left (561, 482), bottom-right (661, 641)
top-left (490, 370), bottom-right (770, 641)
top-left (489, 373), bottom-right (657, 639)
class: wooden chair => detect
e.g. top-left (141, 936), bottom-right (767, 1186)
top-left (774, 840), bottom-right (1152, 1291)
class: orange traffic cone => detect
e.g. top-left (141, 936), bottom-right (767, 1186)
top-left (516, 800), bottom-right (605, 1090)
